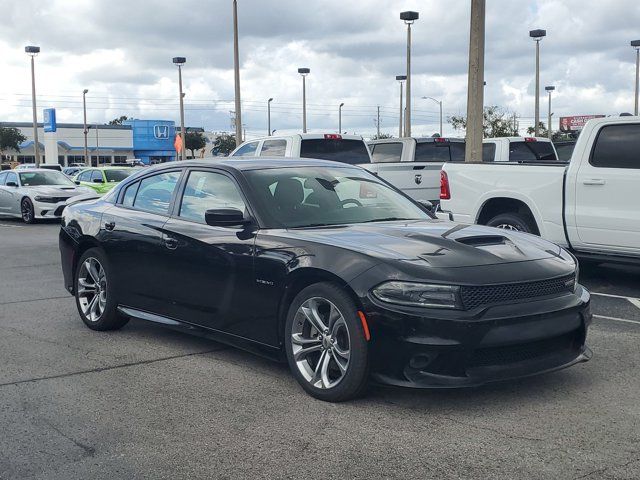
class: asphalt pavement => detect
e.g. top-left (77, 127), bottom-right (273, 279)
top-left (0, 219), bottom-right (639, 480)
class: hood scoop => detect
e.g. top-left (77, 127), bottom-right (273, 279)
top-left (455, 235), bottom-right (507, 247)
top-left (59, 187), bottom-right (76, 190)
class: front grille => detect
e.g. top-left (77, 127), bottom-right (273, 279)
top-left (36, 196), bottom-right (70, 204)
top-left (460, 275), bottom-right (574, 310)
top-left (469, 330), bottom-right (577, 368)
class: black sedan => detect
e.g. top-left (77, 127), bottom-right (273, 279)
top-left (59, 158), bottom-right (592, 402)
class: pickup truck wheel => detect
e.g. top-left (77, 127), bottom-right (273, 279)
top-left (486, 213), bottom-right (534, 234)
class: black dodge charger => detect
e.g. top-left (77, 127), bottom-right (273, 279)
top-left (59, 158), bottom-right (592, 401)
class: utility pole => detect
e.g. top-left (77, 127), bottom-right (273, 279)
top-left (25, 46), bottom-right (41, 166)
top-left (512, 112), bottom-right (518, 135)
top-left (376, 106), bottom-right (381, 138)
top-left (530, 29), bottom-right (546, 136)
top-left (545, 86), bottom-right (555, 140)
top-left (464, 0), bottom-right (485, 163)
top-left (298, 68), bottom-right (310, 133)
top-left (396, 75), bottom-right (406, 137)
top-left (232, 0), bottom-right (242, 147)
top-left (632, 40), bottom-right (640, 115)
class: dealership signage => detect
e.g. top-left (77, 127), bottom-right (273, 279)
top-left (559, 115), bottom-right (605, 132)
top-left (43, 108), bottom-right (57, 132)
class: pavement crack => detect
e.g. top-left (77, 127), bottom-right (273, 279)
top-left (42, 420), bottom-right (96, 458)
top-left (0, 347), bottom-right (227, 389)
top-left (573, 455), bottom-right (640, 479)
top-left (0, 295), bottom-right (71, 306)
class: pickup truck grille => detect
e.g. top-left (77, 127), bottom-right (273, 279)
top-left (460, 275), bottom-right (575, 310)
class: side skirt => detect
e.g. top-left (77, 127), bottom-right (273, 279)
top-left (117, 306), bottom-right (284, 362)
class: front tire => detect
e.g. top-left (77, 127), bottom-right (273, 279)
top-left (21, 198), bottom-right (36, 224)
top-left (486, 212), bottom-right (535, 234)
top-left (284, 282), bottom-right (369, 402)
top-left (74, 248), bottom-right (128, 331)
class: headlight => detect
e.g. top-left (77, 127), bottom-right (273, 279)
top-left (372, 281), bottom-right (461, 309)
top-left (560, 248), bottom-right (579, 292)
top-left (34, 196), bottom-right (56, 203)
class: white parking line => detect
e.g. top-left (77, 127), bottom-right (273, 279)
top-left (593, 314), bottom-right (640, 326)
top-left (592, 292), bottom-right (640, 310)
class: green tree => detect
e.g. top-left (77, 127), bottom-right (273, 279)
top-left (0, 126), bottom-right (27, 160)
top-left (448, 106), bottom-right (518, 138)
top-left (185, 131), bottom-right (207, 158)
top-left (108, 115), bottom-right (130, 125)
top-left (211, 133), bottom-right (237, 156)
top-left (526, 122), bottom-right (549, 137)
top-left (371, 133), bottom-right (393, 140)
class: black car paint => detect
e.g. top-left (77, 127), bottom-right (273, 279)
top-left (60, 159), bottom-right (591, 387)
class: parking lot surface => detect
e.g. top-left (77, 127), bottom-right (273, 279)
top-left (1, 219), bottom-right (639, 479)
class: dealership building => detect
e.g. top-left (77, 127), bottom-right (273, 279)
top-left (1, 112), bottom-right (178, 166)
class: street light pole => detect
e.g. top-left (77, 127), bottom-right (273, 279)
top-left (632, 40), bottom-right (640, 115)
top-left (396, 75), bottom-right (406, 137)
top-left (465, 0), bottom-right (485, 163)
top-left (298, 68), bottom-right (310, 133)
top-left (25, 46), bottom-right (41, 167)
top-left (172, 57), bottom-right (186, 161)
top-left (530, 29), bottom-right (546, 136)
top-left (267, 98), bottom-right (273, 136)
top-left (232, 0), bottom-right (243, 147)
top-left (339, 102), bottom-right (344, 133)
top-left (545, 86), bottom-right (555, 140)
top-left (422, 96), bottom-right (443, 136)
top-left (400, 11), bottom-right (419, 138)
top-left (82, 89), bottom-right (89, 166)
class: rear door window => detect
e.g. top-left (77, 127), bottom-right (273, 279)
top-left (90, 170), bottom-right (104, 182)
top-left (5, 172), bottom-right (18, 185)
top-left (509, 141), bottom-right (557, 162)
top-left (132, 171), bottom-right (182, 215)
top-left (300, 139), bottom-right (371, 165)
top-left (370, 143), bottom-right (402, 163)
top-left (260, 139), bottom-right (287, 157)
top-left (78, 171), bottom-right (92, 182)
top-left (0, 172), bottom-right (7, 185)
top-left (590, 124), bottom-right (640, 169)
top-left (232, 142), bottom-right (259, 157)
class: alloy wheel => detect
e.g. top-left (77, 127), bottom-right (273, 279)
top-left (21, 200), bottom-right (33, 223)
top-left (291, 297), bottom-right (351, 389)
top-left (495, 223), bottom-right (522, 231)
top-left (77, 257), bottom-right (107, 322)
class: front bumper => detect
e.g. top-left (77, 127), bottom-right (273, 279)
top-left (363, 285), bottom-right (592, 388)
top-left (34, 199), bottom-right (69, 219)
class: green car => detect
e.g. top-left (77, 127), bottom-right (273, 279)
top-left (74, 167), bottom-right (136, 195)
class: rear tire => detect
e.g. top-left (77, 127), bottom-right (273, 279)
top-left (486, 213), bottom-right (535, 234)
top-left (284, 282), bottom-right (369, 402)
top-left (74, 248), bottom-right (129, 331)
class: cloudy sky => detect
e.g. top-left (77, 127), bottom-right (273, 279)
top-left (1, 0), bottom-right (639, 139)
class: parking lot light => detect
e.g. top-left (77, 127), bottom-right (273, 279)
top-left (298, 68), bottom-right (310, 133)
top-left (339, 102), bottom-right (344, 133)
top-left (267, 98), bottom-right (273, 136)
top-left (25, 45), bottom-right (41, 167)
top-left (632, 40), bottom-right (640, 115)
top-left (396, 75), bottom-right (406, 137)
top-left (82, 89), bottom-right (89, 166)
top-left (400, 11), bottom-right (419, 137)
top-left (422, 96), bottom-right (443, 137)
top-left (172, 57), bottom-right (186, 161)
top-left (530, 29), bottom-right (546, 136)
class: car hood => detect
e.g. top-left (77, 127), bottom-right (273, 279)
top-left (26, 185), bottom-right (92, 197)
top-left (282, 220), bottom-right (563, 268)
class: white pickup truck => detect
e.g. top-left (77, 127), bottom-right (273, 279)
top-left (439, 116), bottom-right (640, 263)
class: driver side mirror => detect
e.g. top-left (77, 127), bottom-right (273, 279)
top-left (5, 181), bottom-right (18, 187)
top-left (417, 199), bottom-right (434, 211)
top-left (205, 208), bottom-right (251, 227)
top-left (74, 180), bottom-right (81, 185)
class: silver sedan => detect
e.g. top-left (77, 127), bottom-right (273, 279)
top-left (0, 169), bottom-right (97, 223)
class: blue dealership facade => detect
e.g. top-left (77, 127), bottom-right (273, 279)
top-left (124, 119), bottom-right (177, 165)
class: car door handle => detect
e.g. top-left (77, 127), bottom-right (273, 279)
top-left (104, 221), bottom-right (115, 231)
top-left (583, 179), bottom-right (605, 185)
top-left (164, 237), bottom-right (178, 250)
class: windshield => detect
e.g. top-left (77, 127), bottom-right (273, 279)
top-left (300, 139), bottom-right (371, 164)
top-left (104, 169), bottom-right (133, 183)
top-left (244, 166), bottom-right (431, 228)
top-left (18, 171), bottom-right (76, 187)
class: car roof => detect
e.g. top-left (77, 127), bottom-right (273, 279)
top-left (146, 157), bottom-right (363, 173)
top-left (11, 168), bottom-right (61, 173)
top-left (245, 133), bottom-right (365, 142)
top-left (484, 137), bottom-right (553, 142)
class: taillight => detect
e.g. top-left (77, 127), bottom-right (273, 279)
top-left (324, 134), bottom-right (342, 140)
top-left (435, 137), bottom-right (449, 143)
top-left (440, 170), bottom-right (451, 200)
top-left (524, 137), bottom-right (537, 142)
